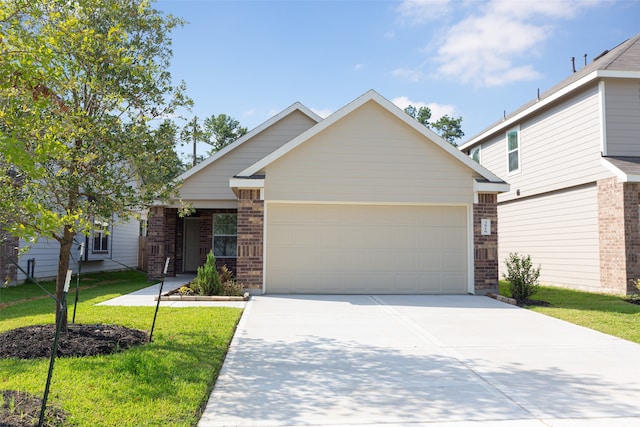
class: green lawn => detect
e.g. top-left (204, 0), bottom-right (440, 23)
top-left (499, 280), bottom-right (640, 344)
top-left (0, 271), bottom-right (243, 426)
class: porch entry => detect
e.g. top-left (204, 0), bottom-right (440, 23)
top-left (183, 217), bottom-right (200, 272)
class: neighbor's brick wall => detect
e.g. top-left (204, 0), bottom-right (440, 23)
top-left (236, 189), bottom-right (264, 291)
top-left (0, 230), bottom-right (18, 285)
top-left (598, 177), bottom-right (640, 294)
top-left (473, 193), bottom-right (498, 294)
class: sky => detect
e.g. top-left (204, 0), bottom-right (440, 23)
top-left (155, 0), bottom-right (640, 157)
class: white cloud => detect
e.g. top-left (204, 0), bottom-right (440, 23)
top-left (391, 67), bottom-right (424, 82)
top-left (353, 63), bottom-right (364, 71)
top-left (392, 96), bottom-right (457, 120)
top-left (311, 108), bottom-right (333, 119)
top-left (431, 0), bottom-right (605, 86)
top-left (243, 108), bottom-right (256, 117)
top-left (397, 0), bottom-right (453, 24)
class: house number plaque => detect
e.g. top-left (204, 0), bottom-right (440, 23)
top-left (481, 219), bottom-right (491, 235)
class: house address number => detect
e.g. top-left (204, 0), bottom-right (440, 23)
top-left (481, 219), bottom-right (491, 235)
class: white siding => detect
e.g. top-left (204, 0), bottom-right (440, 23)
top-left (16, 217), bottom-right (140, 282)
top-left (180, 111), bottom-right (317, 204)
top-left (481, 84), bottom-right (611, 203)
top-left (264, 101), bottom-right (476, 204)
top-left (498, 184), bottom-right (601, 291)
top-left (604, 79), bottom-right (640, 156)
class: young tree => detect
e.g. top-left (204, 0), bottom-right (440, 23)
top-left (404, 104), bottom-right (465, 146)
top-left (0, 0), bottom-right (190, 329)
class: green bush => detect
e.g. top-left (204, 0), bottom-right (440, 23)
top-left (503, 252), bottom-right (541, 301)
top-left (191, 251), bottom-right (222, 296)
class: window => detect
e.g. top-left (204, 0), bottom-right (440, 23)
top-left (469, 146), bottom-right (481, 163)
top-left (213, 214), bottom-right (237, 257)
top-left (507, 127), bottom-right (520, 174)
top-left (92, 221), bottom-right (110, 253)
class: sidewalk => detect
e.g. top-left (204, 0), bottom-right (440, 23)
top-left (97, 274), bottom-right (247, 308)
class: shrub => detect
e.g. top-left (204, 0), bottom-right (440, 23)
top-left (220, 280), bottom-right (243, 296)
top-left (191, 251), bottom-right (221, 296)
top-left (503, 252), bottom-right (541, 301)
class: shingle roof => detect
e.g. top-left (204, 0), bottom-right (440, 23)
top-left (461, 33), bottom-right (640, 148)
top-left (603, 156), bottom-right (640, 177)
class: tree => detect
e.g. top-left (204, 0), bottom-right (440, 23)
top-left (404, 105), bottom-right (465, 145)
top-left (0, 0), bottom-right (190, 329)
top-left (181, 114), bottom-right (247, 166)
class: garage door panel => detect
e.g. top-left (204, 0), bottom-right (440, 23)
top-left (266, 204), bottom-right (468, 294)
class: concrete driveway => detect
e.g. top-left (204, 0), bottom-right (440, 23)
top-left (198, 295), bottom-right (640, 427)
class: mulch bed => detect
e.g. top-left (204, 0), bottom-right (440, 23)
top-left (0, 324), bottom-right (148, 359)
top-left (0, 324), bottom-right (148, 426)
top-left (516, 298), bottom-right (551, 307)
top-left (0, 390), bottom-right (65, 427)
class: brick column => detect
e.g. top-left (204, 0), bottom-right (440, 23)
top-left (0, 230), bottom-right (18, 285)
top-left (473, 193), bottom-right (498, 294)
top-left (146, 206), bottom-right (177, 280)
top-left (236, 189), bottom-right (264, 291)
top-left (598, 178), bottom-right (640, 294)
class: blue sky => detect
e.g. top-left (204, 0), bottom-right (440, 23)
top-left (156, 0), bottom-right (639, 156)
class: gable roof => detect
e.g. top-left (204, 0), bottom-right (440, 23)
top-left (460, 33), bottom-right (640, 150)
top-left (177, 102), bottom-right (322, 181)
top-left (236, 89), bottom-right (506, 185)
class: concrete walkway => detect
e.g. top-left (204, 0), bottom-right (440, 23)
top-left (198, 294), bottom-right (640, 427)
top-left (97, 274), bottom-right (246, 308)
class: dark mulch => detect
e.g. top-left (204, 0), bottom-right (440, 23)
top-left (516, 299), bottom-right (551, 307)
top-left (0, 324), bottom-right (148, 359)
top-left (0, 389), bottom-right (65, 427)
top-left (624, 297), bottom-right (640, 305)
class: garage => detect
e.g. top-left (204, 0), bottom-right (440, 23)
top-left (265, 203), bottom-right (469, 294)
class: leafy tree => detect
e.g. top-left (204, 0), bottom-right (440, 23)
top-left (0, 0), bottom-right (189, 328)
top-left (181, 114), bottom-right (248, 166)
top-left (404, 104), bottom-right (465, 145)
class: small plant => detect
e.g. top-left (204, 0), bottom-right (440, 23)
top-left (191, 251), bottom-right (222, 296)
top-left (625, 279), bottom-right (640, 305)
top-left (503, 252), bottom-right (541, 301)
top-left (219, 265), bottom-right (234, 284)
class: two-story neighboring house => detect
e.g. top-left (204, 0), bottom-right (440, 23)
top-left (460, 33), bottom-right (640, 295)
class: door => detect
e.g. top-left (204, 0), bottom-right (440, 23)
top-left (183, 218), bottom-right (200, 272)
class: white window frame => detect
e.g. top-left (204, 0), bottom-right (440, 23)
top-left (92, 220), bottom-right (110, 254)
top-left (213, 213), bottom-right (237, 258)
top-left (469, 145), bottom-right (481, 163)
top-left (506, 126), bottom-right (521, 175)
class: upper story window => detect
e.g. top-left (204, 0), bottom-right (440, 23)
top-left (213, 214), bottom-right (237, 258)
top-left (469, 146), bottom-right (481, 163)
top-left (92, 220), bottom-right (110, 253)
top-left (507, 127), bottom-right (520, 174)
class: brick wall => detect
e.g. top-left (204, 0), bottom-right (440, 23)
top-left (473, 193), bottom-right (498, 294)
top-left (146, 206), bottom-right (178, 280)
top-left (236, 189), bottom-right (264, 291)
top-left (0, 230), bottom-right (18, 285)
top-left (598, 177), bottom-right (640, 294)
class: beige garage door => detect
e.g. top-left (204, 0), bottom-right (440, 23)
top-left (266, 204), bottom-right (468, 294)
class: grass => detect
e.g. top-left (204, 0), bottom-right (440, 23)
top-left (0, 271), bottom-right (243, 426)
top-left (499, 280), bottom-right (640, 344)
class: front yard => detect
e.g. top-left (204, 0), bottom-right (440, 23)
top-left (499, 281), bottom-right (640, 344)
top-left (0, 271), bottom-right (242, 426)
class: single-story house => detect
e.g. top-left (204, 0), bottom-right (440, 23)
top-left (147, 90), bottom-right (509, 294)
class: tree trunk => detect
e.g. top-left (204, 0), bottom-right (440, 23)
top-left (55, 225), bottom-right (74, 331)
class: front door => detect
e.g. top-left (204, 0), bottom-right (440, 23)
top-left (183, 218), bottom-right (200, 272)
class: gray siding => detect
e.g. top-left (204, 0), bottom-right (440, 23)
top-left (604, 79), bottom-right (640, 156)
top-left (16, 217), bottom-right (140, 282)
top-left (498, 184), bottom-right (601, 291)
top-left (481, 84), bottom-right (611, 203)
